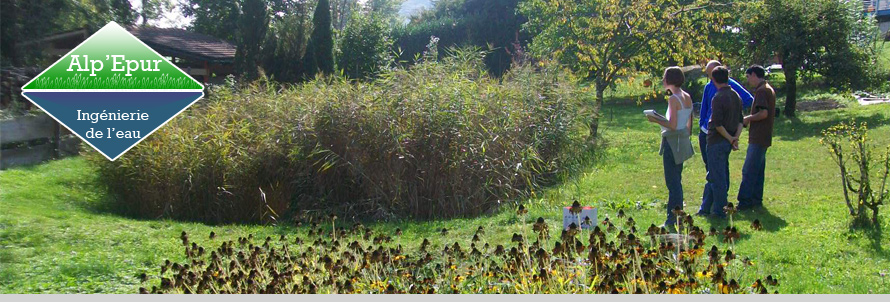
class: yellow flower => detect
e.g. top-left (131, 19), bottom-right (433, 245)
top-left (668, 287), bottom-right (685, 294)
top-left (695, 271), bottom-right (713, 278)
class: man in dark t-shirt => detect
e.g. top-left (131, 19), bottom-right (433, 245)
top-left (698, 66), bottom-right (743, 219)
top-left (738, 65), bottom-right (776, 210)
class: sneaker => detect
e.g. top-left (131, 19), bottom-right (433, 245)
top-left (695, 211), bottom-right (710, 217)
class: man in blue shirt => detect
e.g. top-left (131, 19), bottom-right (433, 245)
top-left (698, 60), bottom-right (753, 171)
top-left (696, 61), bottom-right (752, 217)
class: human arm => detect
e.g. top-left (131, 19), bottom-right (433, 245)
top-left (744, 110), bottom-right (769, 125)
top-left (699, 85), bottom-right (712, 129)
top-left (732, 123), bottom-right (743, 150)
top-left (666, 95), bottom-right (680, 130)
top-left (648, 96), bottom-right (680, 130)
top-left (744, 89), bottom-right (770, 125)
top-left (711, 94), bottom-right (738, 144)
top-left (715, 125), bottom-right (737, 144)
top-left (730, 79), bottom-right (754, 109)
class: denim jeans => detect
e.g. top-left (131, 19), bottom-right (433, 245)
top-left (662, 138), bottom-right (684, 226)
top-left (698, 131), bottom-right (709, 171)
top-left (699, 140), bottom-right (731, 217)
top-left (738, 143), bottom-right (768, 208)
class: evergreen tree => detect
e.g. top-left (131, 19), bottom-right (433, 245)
top-left (304, 0), bottom-right (335, 79)
top-left (234, 0), bottom-right (269, 81)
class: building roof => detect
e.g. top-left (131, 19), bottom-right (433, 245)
top-left (127, 27), bottom-right (236, 64)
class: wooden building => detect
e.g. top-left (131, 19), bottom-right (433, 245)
top-left (128, 27), bottom-right (235, 84)
top-left (18, 27), bottom-right (236, 85)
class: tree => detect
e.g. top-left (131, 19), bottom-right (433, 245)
top-left (395, 0), bottom-right (528, 76)
top-left (136, 0), bottom-right (173, 26)
top-left (520, 0), bottom-right (730, 137)
top-left (821, 122), bottom-right (890, 226)
top-left (262, 0), bottom-right (314, 83)
top-left (337, 13), bottom-right (393, 79)
top-left (744, 0), bottom-right (880, 117)
top-left (1, 0), bottom-right (138, 65)
top-left (366, 0), bottom-right (405, 26)
top-left (234, 0), bottom-right (270, 81)
top-left (304, 0), bottom-right (335, 78)
top-left (110, 0), bottom-right (138, 25)
top-left (331, 0), bottom-right (359, 31)
top-left (183, 0), bottom-right (241, 41)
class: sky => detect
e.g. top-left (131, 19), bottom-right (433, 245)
top-left (130, 0), bottom-right (433, 28)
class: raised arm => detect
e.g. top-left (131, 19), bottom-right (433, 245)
top-left (700, 85), bottom-right (712, 123)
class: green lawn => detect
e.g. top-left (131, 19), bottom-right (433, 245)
top-left (1, 97), bottom-right (889, 293)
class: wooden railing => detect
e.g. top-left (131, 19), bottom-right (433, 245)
top-left (0, 114), bottom-right (80, 169)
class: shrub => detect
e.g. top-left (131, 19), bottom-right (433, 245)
top-left (820, 121), bottom-right (890, 226)
top-left (87, 51), bottom-right (588, 223)
top-left (337, 13), bottom-right (394, 80)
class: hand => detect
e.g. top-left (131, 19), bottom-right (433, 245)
top-left (743, 116), bottom-right (751, 127)
top-left (731, 138), bottom-right (740, 151)
top-left (647, 116), bottom-right (659, 123)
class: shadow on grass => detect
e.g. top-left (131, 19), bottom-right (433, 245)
top-left (772, 109), bottom-right (890, 142)
top-left (697, 207), bottom-right (788, 244)
top-left (735, 207), bottom-right (788, 233)
top-left (848, 221), bottom-right (890, 260)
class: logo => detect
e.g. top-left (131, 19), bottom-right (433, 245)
top-left (20, 22), bottom-right (204, 161)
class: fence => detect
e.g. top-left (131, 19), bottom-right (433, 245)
top-left (0, 114), bottom-right (80, 169)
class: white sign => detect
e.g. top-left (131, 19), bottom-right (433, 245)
top-left (562, 206), bottom-right (597, 230)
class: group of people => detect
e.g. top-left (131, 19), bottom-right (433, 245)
top-left (647, 60), bottom-right (776, 230)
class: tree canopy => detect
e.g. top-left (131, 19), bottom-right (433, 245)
top-left (1, 0), bottom-right (145, 65)
top-left (743, 0), bottom-right (882, 117)
top-left (304, 0), bottom-right (335, 78)
top-left (520, 0), bottom-right (731, 136)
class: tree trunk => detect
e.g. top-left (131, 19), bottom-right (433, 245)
top-left (783, 67), bottom-right (797, 117)
top-left (140, 0), bottom-right (148, 26)
top-left (589, 83), bottom-right (605, 140)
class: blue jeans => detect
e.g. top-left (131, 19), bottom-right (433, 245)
top-left (738, 143), bottom-right (768, 208)
top-left (699, 140), bottom-right (731, 217)
top-left (662, 138), bottom-right (684, 225)
top-left (698, 131), bottom-right (709, 171)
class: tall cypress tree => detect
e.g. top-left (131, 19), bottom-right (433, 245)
top-left (234, 0), bottom-right (269, 81)
top-left (304, 0), bottom-right (334, 79)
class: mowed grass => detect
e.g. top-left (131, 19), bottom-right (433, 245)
top-left (1, 94), bottom-right (889, 293)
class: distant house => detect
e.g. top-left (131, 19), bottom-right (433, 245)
top-left (128, 27), bottom-right (235, 84)
top-left (864, 1), bottom-right (890, 37)
top-left (18, 27), bottom-right (236, 85)
top-left (864, 0), bottom-right (890, 16)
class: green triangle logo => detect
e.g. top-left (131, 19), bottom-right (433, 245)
top-left (22, 22), bottom-right (203, 90)
top-left (20, 22), bottom-right (204, 161)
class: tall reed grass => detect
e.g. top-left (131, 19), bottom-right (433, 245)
top-left (87, 51), bottom-right (591, 223)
